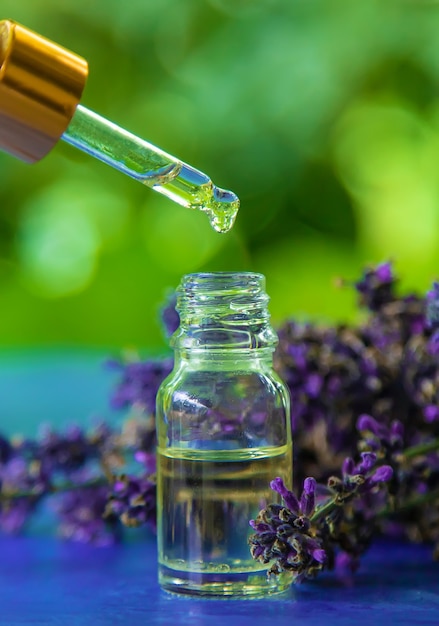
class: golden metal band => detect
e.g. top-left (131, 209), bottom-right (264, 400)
top-left (0, 19), bottom-right (88, 162)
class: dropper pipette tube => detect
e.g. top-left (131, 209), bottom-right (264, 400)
top-left (62, 105), bottom-right (239, 233)
top-left (0, 19), bottom-right (239, 233)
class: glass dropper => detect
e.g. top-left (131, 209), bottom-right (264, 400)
top-left (62, 105), bottom-right (239, 233)
top-left (0, 19), bottom-right (239, 233)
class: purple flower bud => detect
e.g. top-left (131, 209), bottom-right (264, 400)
top-left (305, 374), bottom-right (323, 398)
top-left (300, 478), bottom-right (316, 516)
top-left (113, 480), bottom-right (125, 493)
top-left (426, 282), bottom-right (439, 301)
top-left (303, 477), bottom-right (316, 495)
top-left (357, 414), bottom-right (380, 435)
top-left (134, 451), bottom-right (156, 473)
top-left (342, 457), bottom-right (355, 476)
top-left (410, 315), bottom-right (426, 335)
top-left (269, 477), bottom-right (287, 495)
top-left (287, 345), bottom-right (308, 370)
top-left (371, 465), bottom-right (393, 483)
top-left (270, 477), bottom-right (300, 515)
top-left (358, 452), bottom-right (377, 472)
top-left (375, 262), bottom-right (393, 283)
top-left (251, 545), bottom-right (265, 559)
top-left (249, 520), bottom-right (271, 533)
top-left (312, 548), bottom-right (327, 564)
top-left (390, 420), bottom-right (404, 439)
top-left (424, 405), bottom-right (439, 423)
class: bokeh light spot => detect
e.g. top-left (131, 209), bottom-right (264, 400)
top-left (16, 178), bottom-right (130, 298)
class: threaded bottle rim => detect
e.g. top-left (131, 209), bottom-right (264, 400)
top-left (177, 272), bottom-right (268, 309)
top-left (172, 272), bottom-right (277, 352)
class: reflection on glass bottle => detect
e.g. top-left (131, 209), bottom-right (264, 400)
top-left (156, 272), bottom-right (293, 596)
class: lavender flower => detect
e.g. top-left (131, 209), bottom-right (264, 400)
top-left (105, 474), bottom-right (156, 531)
top-left (249, 451), bottom-right (393, 582)
top-left (54, 483), bottom-right (120, 546)
top-left (274, 322), bottom-right (382, 481)
top-left (326, 450), bottom-right (393, 568)
top-left (37, 425), bottom-right (91, 475)
top-left (401, 331), bottom-right (439, 427)
top-left (107, 358), bottom-right (173, 416)
top-left (355, 262), bottom-right (395, 312)
top-left (249, 477), bottom-right (329, 582)
top-left (274, 261), bottom-right (432, 500)
top-left (357, 414), bottom-right (404, 456)
top-left (0, 457), bottom-right (49, 533)
top-left (331, 452), bottom-right (393, 501)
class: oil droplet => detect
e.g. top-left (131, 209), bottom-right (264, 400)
top-left (204, 186), bottom-right (240, 234)
top-left (145, 162), bottom-right (239, 233)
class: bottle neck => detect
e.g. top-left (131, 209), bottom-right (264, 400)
top-left (173, 348), bottom-right (275, 369)
top-left (171, 272), bottom-right (278, 354)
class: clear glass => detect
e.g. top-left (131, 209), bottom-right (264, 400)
top-left (62, 105), bottom-right (239, 233)
top-left (156, 272), bottom-right (293, 597)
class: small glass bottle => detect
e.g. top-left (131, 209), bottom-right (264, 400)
top-left (156, 272), bottom-right (293, 597)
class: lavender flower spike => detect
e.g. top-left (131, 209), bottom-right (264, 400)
top-left (355, 261), bottom-right (395, 311)
top-left (249, 477), bottom-right (328, 582)
top-left (105, 473), bottom-right (157, 531)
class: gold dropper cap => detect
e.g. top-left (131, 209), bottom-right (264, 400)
top-left (0, 19), bottom-right (88, 163)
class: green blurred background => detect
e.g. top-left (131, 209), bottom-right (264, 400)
top-left (2, 0), bottom-right (439, 353)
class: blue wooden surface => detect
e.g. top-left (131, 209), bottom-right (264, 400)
top-left (1, 351), bottom-right (439, 625)
top-left (0, 535), bottom-right (438, 625)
